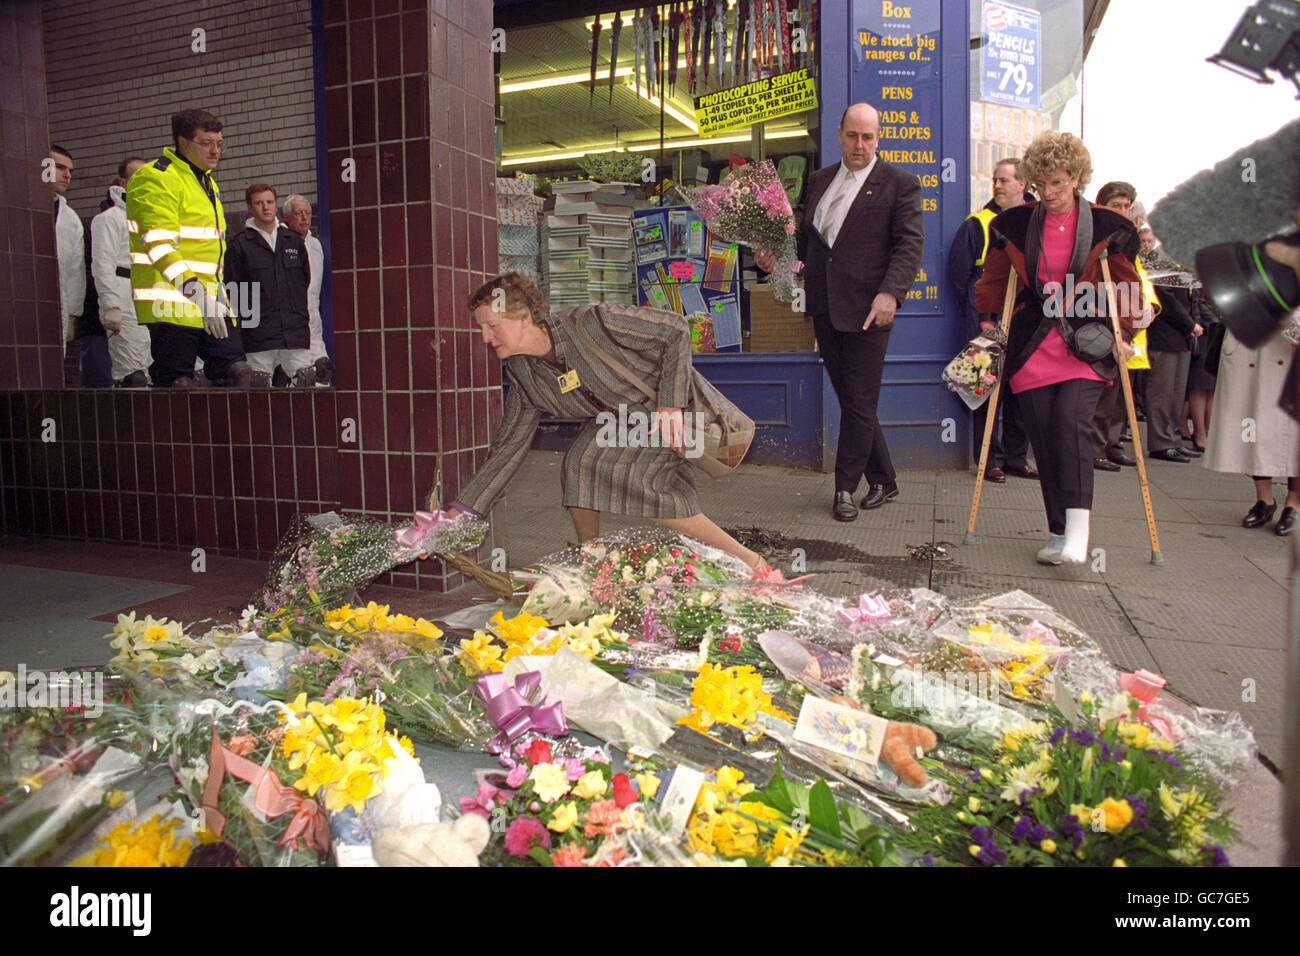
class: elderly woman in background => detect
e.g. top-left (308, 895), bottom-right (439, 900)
top-left (975, 132), bottom-right (1146, 564)
top-left (447, 272), bottom-right (766, 568)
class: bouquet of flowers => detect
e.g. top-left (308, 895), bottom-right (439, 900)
top-left (899, 692), bottom-right (1236, 867)
top-left (255, 511), bottom-right (489, 634)
top-left (465, 738), bottom-right (656, 867)
top-left (687, 766), bottom-right (902, 866)
top-left (942, 329), bottom-right (1005, 409)
top-left (687, 159), bottom-right (802, 302)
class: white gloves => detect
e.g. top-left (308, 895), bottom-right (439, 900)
top-left (101, 307), bottom-right (123, 334)
top-left (188, 286), bottom-right (231, 339)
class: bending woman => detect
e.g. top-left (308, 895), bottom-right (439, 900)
top-left (975, 132), bottom-right (1145, 564)
top-left (449, 273), bottom-right (764, 569)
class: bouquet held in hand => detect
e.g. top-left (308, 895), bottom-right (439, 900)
top-left (687, 159), bottom-right (802, 303)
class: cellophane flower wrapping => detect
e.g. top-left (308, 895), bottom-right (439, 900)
top-left (256, 511), bottom-right (488, 630)
top-left (170, 698), bottom-right (324, 867)
top-left (943, 330), bottom-right (1005, 409)
top-left (279, 629), bottom-right (495, 752)
top-left (685, 159), bottom-right (802, 303)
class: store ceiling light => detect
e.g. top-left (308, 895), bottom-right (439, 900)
top-left (501, 129), bottom-right (808, 167)
top-left (500, 67), bottom-right (635, 94)
top-left (626, 82), bottom-right (698, 132)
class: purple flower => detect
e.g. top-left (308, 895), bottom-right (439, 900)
top-left (1011, 816), bottom-right (1033, 842)
top-left (1203, 844), bottom-right (1230, 867)
top-left (1068, 729), bottom-right (1098, 747)
top-left (1049, 727), bottom-right (1066, 745)
top-left (1030, 824), bottom-right (1056, 844)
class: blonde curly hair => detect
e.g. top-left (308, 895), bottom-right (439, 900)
top-left (1022, 131), bottom-right (1093, 194)
top-left (467, 272), bottom-right (549, 329)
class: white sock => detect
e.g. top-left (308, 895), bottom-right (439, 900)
top-left (1061, 508), bottom-right (1090, 563)
top-left (1036, 533), bottom-right (1066, 564)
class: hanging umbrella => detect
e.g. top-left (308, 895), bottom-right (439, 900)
top-left (689, 1), bottom-right (702, 93)
top-left (590, 16), bottom-right (602, 106)
top-left (609, 11), bottom-right (623, 103)
top-left (669, 4), bottom-right (682, 94)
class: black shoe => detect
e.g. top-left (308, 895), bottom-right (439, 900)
top-left (1243, 500), bottom-right (1277, 528)
top-left (1108, 450), bottom-right (1137, 466)
top-left (118, 370), bottom-right (148, 387)
top-left (984, 467), bottom-right (1006, 483)
top-left (833, 491), bottom-right (859, 522)
top-left (1093, 457), bottom-right (1121, 472)
top-left (1004, 464), bottom-right (1040, 480)
top-left (272, 365), bottom-right (292, 388)
top-left (1277, 507), bottom-right (1297, 536)
top-left (860, 482), bottom-right (899, 510)
top-left (1150, 448), bottom-right (1191, 463)
top-left (1178, 444), bottom-right (1203, 458)
top-left (315, 357), bottom-right (334, 386)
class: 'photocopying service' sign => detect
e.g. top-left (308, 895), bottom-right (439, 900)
top-left (694, 69), bottom-right (818, 135)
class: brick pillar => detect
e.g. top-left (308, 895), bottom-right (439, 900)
top-left (0, 0), bottom-right (63, 391)
top-left (323, 0), bottom-right (497, 590)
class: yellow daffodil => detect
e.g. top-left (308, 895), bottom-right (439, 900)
top-left (969, 844), bottom-right (982, 858)
top-left (968, 797), bottom-right (981, 813)
top-left (547, 801), bottom-right (579, 834)
top-left (457, 632), bottom-right (504, 675)
top-left (1113, 858), bottom-right (1128, 867)
top-left (767, 825), bottom-right (806, 862)
top-left (325, 750), bottom-right (382, 814)
top-left (572, 770), bottom-right (608, 800)
top-left (979, 767), bottom-right (993, 780)
top-left (1040, 839), bottom-right (1057, 854)
top-left (73, 815), bottom-right (193, 868)
top-left (143, 625), bottom-right (170, 644)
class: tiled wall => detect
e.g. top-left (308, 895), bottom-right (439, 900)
top-left (42, 0), bottom-right (319, 228)
top-left (323, 0), bottom-right (500, 590)
top-left (0, 0), bottom-right (64, 390)
top-left (0, 0), bottom-right (501, 593)
top-left (0, 390), bottom-right (338, 559)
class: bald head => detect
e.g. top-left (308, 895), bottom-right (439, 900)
top-left (838, 103), bottom-right (881, 171)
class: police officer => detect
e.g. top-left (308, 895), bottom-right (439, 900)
top-left (127, 109), bottom-right (251, 387)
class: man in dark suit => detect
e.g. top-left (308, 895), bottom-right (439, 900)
top-left (761, 102), bottom-right (924, 520)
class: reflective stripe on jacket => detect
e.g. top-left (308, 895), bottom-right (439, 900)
top-left (126, 147), bottom-right (226, 328)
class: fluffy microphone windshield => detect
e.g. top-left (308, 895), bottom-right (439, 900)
top-left (1148, 117), bottom-right (1300, 267)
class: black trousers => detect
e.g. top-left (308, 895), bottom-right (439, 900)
top-left (972, 389), bottom-right (1030, 469)
top-left (813, 315), bottom-right (894, 493)
top-left (147, 319), bottom-right (244, 386)
top-left (1017, 377), bottom-right (1108, 535)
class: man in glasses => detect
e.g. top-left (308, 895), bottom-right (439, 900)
top-left (126, 109), bottom-right (251, 387)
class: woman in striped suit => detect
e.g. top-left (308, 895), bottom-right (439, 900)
top-left (450, 273), bottom-right (764, 569)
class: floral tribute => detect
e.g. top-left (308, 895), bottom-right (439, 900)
top-left (687, 159), bottom-right (802, 302)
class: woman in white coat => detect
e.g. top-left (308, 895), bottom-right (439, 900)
top-left (1202, 327), bottom-right (1300, 534)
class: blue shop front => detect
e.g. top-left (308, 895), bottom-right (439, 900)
top-left (492, 1), bottom-right (1087, 470)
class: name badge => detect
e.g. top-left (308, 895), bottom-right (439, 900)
top-left (557, 369), bottom-right (580, 393)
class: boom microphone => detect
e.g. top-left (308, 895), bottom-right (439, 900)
top-left (1147, 117), bottom-right (1300, 268)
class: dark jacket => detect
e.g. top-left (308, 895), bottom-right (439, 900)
top-left (1145, 283), bottom-right (1198, 352)
top-left (974, 199), bottom-right (1144, 381)
top-left (948, 197), bottom-right (1004, 339)
top-left (224, 221), bottom-right (311, 352)
top-left (797, 158), bottom-right (924, 329)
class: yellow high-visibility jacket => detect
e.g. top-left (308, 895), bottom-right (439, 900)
top-left (126, 147), bottom-right (226, 328)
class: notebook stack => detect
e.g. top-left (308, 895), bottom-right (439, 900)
top-left (495, 177), bottom-right (543, 285)
top-left (546, 181), bottom-right (639, 307)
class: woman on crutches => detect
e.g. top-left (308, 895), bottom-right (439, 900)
top-left (975, 132), bottom-right (1147, 565)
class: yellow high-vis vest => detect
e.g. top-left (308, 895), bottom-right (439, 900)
top-left (969, 207), bottom-right (998, 266)
top-left (126, 147), bottom-right (226, 328)
top-left (1127, 258), bottom-right (1157, 371)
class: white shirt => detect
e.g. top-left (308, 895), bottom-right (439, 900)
top-left (55, 193), bottom-right (86, 339)
top-left (249, 219), bottom-right (279, 252)
top-left (814, 156), bottom-right (877, 247)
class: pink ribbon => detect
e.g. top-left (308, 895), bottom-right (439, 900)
top-left (1120, 669), bottom-right (1185, 742)
top-left (201, 727), bottom-right (330, 855)
top-left (837, 593), bottom-right (891, 628)
top-left (394, 509), bottom-right (457, 551)
top-left (475, 671), bottom-right (567, 757)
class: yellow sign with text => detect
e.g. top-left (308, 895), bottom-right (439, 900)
top-left (694, 69), bottom-right (819, 135)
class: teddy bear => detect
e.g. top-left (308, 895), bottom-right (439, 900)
top-left (371, 814), bottom-right (491, 867)
top-left (827, 694), bottom-right (938, 787)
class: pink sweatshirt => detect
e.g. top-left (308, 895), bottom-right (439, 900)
top-left (1008, 205), bottom-right (1107, 394)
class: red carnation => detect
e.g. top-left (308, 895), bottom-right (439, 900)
top-left (524, 739), bottom-right (552, 766)
top-left (611, 773), bottom-right (638, 808)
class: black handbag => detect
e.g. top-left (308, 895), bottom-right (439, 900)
top-left (1062, 320), bottom-right (1115, 363)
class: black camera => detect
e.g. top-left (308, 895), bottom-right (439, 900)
top-left (1196, 232), bottom-right (1300, 347)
